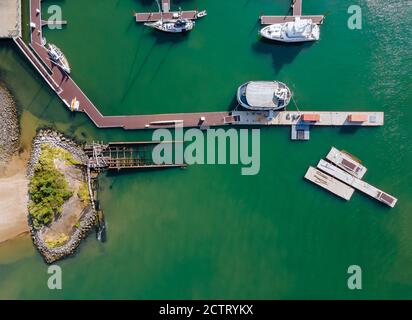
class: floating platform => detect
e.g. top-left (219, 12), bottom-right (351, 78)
top-left (317, 159), bottom-right (397, 208)
top-left (291, 124), bottom-right (310, 140)
top-left (304, 166), bottom-right (355, 200)
top-left (326, 147), bottom-right (367, 179)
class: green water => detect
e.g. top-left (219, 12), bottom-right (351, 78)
top-left (1, 0), bottom-right (412, 299)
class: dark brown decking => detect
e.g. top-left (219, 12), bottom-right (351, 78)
top-left (135, 11), bottom-right (199, 22)
top-left (292, 0), bottom-right (302, 16)
top-left (260, 0), bottom-right (325, 25)
top-left (261, 15), bottom-right (324, 25)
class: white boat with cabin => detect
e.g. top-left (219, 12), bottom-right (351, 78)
top-left (260, 17), bottom-right (320, 43)
top-left (237, 81), bottom-right (292, 111)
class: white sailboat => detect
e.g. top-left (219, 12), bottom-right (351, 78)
top-left (47, 43), bottom-right (71, 73)
top-left (260, 17), bottom-right (320, 43)
top-left (144, 1), bottom-right (195, 33)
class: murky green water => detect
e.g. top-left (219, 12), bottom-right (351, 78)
top-left (0, 0), bottom-right (411, 299)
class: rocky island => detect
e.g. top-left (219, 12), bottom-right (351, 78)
top-left (27, 130), bottom-right (98, 263)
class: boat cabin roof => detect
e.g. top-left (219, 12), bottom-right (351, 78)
top-left (245, 81), bottom-right (280, 108)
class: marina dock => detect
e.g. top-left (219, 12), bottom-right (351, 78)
top-left (304, 166), bottom-right (355, 201)
top-left (11, 0), bottom-right (383, 135)
top-left (317, 159), bottom-right (398, 208)
top-left (135, 0), bottom-right (204, 22)
top-left (260, 0), bottom-right (325, 25)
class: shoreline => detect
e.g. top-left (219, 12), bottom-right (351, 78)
top-left (0, 83), bottom-right (29, 244)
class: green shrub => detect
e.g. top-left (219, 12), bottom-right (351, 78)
top-left (29, 144), bottom-right (73, 228)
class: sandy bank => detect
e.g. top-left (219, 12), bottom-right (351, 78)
top-left (0, 167), bottom-right (29, 244)
top-left (0, 84), bottom-right (28, 244)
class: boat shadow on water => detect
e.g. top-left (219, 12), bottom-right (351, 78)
top-left (251, 39), bottom-right (315, 74)
top-left (147, 27), bottom-right (192, 43)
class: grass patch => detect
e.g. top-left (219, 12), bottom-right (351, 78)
top-left (45, 234), bottom-right (69, 248)
top-left (77, 182), bottom-right (90, 204)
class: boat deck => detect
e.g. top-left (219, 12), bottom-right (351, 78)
top-left (317, 159), bottom-right (397, 208)
top-left (326, 147), bottom-right (367, 179)
top-left (260, 0), bottom-right (325, 25)
top-left (305, 166), bottom-right (355, 200)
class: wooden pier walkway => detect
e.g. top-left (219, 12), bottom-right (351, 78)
top-left (260, 0), bottom-right (325, 25)
top-left (135, 0), bottom-right (204, 22)
top-left (11, 0), bottom-right (383, 134)
top-left (84, 141), bottom-right (185, 170)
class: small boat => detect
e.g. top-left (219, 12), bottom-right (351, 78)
top-left (196, 10), bottom-right (207, 18)
top-left (237, 81), bottom-right (292, 111)
top-left (145, 18), bottom-right (195, 33)
top-left (260, 17), bottom-right (320, 43)
top-left (70, 97), bottom-right (79, 111)
top-left (47, 43), bottom-right (71, 73)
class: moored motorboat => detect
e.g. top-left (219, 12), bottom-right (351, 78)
top-left (237, 81), bottom-right (292, 111)
top-left (260, 17), bottom-right (320, 43)
top-left (47, 43), bottom-right (71, 73)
